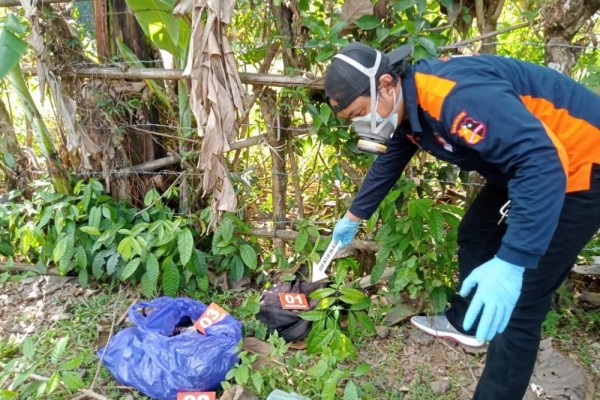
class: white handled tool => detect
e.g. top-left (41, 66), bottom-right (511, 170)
top-left (311, 240), bottom-right (341, 282)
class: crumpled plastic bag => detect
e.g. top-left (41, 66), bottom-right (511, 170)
top-left (98, 296), bottom-right (242, 400)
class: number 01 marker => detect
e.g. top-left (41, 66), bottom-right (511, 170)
top-left (279, 292), bottom-right (309, 310)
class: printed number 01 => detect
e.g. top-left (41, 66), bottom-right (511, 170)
top-left (285, 294), bottom-right (303, 304)
top-left (182, 395), bottom-right (210, 400)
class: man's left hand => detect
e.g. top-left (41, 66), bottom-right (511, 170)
top-left (460, 257), bottom-right (525, 342)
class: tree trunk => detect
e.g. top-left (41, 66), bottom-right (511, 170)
top-left (92, 0), bottom-right (110, 60)
top-left (541, 0), bottom-right (600, 75)
top-left (474, 0), bottom-right (505, 54)
top-left (0, 99), bottom-right (35, 198)
top-left (90, 0), bottom-right (165, 203)
top-left (259, 88), bottom-right (289, 251)
top-left (271, 0), bottom-right (309, 71)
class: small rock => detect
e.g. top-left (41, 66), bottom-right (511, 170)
top-left (579, 291), bottom-right (600, 307)
top-left (430, 379), bottom-right (451, 394)
top-left (572, 257), bottom-right (600, 276)
top-left (227, 276), bottom-right (251, 292)
top-left (0, 294), bottom-right (15, 306)
top-left (408, 328), bottom-right (434, 345)
top-left (384, 303), bottom-right (420, 326)
top-left (376, 325), bottom-right (389, 339)
top-left (220, 384), bottom-right (258, 400)
top-left (524, 337), bottom-right (592, 400)
top-left (383, 294), bottom-right (398, 305)
top-left (266, 389), bottom-right (310, 400)
top-left (50, 312), bottom-right (71, 322)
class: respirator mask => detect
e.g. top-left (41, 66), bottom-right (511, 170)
top-left (334, 52), bottom-right (404, 154)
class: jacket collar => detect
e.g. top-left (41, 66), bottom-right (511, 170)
top-left (401, 67), bottom-right (423, 133)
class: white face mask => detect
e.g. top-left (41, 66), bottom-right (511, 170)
top-left (334, 51), bottom-right (403, 154)
top-left (351, 89), bottom-right (400, 130)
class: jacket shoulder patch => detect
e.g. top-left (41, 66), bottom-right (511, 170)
top-left (451, 111), bottom-right (486, 145)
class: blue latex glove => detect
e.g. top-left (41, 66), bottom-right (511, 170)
top-left (332, 215), bottom-right (359, 248)
top-left (460, 256), bottom-right (525, 342)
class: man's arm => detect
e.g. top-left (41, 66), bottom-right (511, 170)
top-left (348, 130), bottom-right (418, 220)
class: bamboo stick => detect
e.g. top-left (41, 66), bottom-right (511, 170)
top-left (24, 66), bottom-right (325, 89)
top-left (248, 227), bottom-right (380, 252)
top-left (0, 0), bottom-right (68, 6)
top-left (287, 137), bottom-right (304, 218)
top-left (117, 154), bottom-right (180, 174)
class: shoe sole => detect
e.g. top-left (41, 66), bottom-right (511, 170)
top-left (410, 318), bottom-right (485, 348)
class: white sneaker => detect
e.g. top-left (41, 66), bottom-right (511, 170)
top-left (410, 314), bottom-right (485, 347)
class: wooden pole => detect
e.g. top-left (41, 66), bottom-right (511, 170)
top-left (0, 0), bottom-right (68, 6)
top-left (92, 0), bottom-right (110, 60)
top-left (287, 136), bottom-right (304, 218)
top-left (116, 154), bottom-right (180, 174)
top-left (257, 89), bottom-right (288, 250)
top-left (22, 66), bottom-right (325, 89)
top-left (248, 227), bottom-right (380, 252)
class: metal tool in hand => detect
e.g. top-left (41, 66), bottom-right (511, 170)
top-left (311, 240), bottom-right (341, 282)
top-left (498, 200), bottom-right (511, 225)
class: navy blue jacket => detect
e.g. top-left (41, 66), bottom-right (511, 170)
top-left (349, 54), bottom-right (600, 268)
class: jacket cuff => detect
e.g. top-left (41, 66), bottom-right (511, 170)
top-left (497, 245), bottom-right (540, 269)
top-left (348, 206), bottom-right (372, 221)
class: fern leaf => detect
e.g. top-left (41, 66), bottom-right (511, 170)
top-left (120, 257), bottom-right (141, 280)
top-left (162, 262), bottom-right (180, 296)
top-left (177, 228), bottom-right (194, 265)
top-left (51, 336), bottom-right (69, 365)
top-left (239, 244), bottom-right (257, 270)
top-left (145, 253), bottom-right (159, 282)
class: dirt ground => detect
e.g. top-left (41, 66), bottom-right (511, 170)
top-left (1, 274), bottom-right (598, 399)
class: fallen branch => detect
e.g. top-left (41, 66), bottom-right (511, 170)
top-left (117, 154), bottom-right (181, 174)
top-left (0, 261), bottom-right (60, 275)
top-left (357, 267), bottom-right (395, 289)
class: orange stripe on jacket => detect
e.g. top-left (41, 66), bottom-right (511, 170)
top-left (414, 72), bottom-right (456, 120)
top-left (521, 95), bottom-right (600, 192)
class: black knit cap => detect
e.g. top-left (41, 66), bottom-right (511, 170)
top-left (324, 42), bottom-right (412, 113)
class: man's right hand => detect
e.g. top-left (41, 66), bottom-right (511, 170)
top-left (332, 215), bottom-right (360, 248)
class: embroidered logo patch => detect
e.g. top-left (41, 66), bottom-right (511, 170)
top-left (451, 112), bottom-right (486, 145)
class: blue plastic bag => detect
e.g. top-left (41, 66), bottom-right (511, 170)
top-left (98, 297), bottom-right (242, 400)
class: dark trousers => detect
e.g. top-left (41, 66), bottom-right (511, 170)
top-left (446, 165), bottom-right (600, 400)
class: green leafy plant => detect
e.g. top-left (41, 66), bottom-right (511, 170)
top-left (301, 263), bottom-right (375, 361)
top-left (231, 291), bottom-right (267, 339)
top-left (224, 331), bottom-right (372, 400)
top-left (367, 176), bottom-right (462, 314)
top-left (0, 179), bottom-right (215, 297)
top-left (0, 335), bottom-right (84, 398)
top-left (208, 211), bottom-right (261, 283)
top-left (289, 217), bottom-right (329, 278)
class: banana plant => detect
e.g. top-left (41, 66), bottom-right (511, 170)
top-left (0, 14), bottom-right (70, 194)
top-left (124, 0), bottom-right (192, 137)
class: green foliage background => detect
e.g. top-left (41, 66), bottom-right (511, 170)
top-left (0, 0), bottom-right (599, 398)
